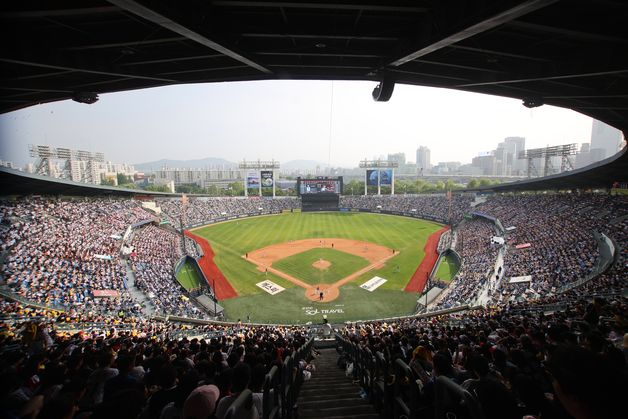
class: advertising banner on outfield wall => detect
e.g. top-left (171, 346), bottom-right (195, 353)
top-left (379, 169), bottom-right (392, 186)
top-left (247, 171), bottom-right (259, 189)
top-left (261, 170), bottom-right (273, 188)
top-left (366, 169), bottom-right (378, 186)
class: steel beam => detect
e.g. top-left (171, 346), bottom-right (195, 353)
top-left (389, 0), bottom-right (558, 67)
top-left (107, 0), bottom-right (272, 74)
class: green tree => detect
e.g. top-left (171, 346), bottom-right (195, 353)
top-left (101, 177), bottom-right (115, 186)
top-left (117, 173), bottom-right (131, 185)
top-left (144, 184), bottom-right (170, 192)
top-left (224, 182), bottom-right (244, 197)
top-left (205, 185), bottom-right (220, 196)
top-left (467, 179), bottom-right (480, 188)
top-left (343, 180), bottom-right (363, 195)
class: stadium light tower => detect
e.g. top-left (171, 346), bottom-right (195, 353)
top-left (238, 159), bottom-right (280, 197)
top-left (518, 144), bottom-right (577, 178)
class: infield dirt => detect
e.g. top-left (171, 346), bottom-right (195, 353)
top-left (244, 238), bottom-right (396, 302)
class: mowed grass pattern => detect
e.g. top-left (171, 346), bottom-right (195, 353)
top-left (176, 261), bottom-right (201, 291)
top-left (192, 212), bottom-right (442, 323)
top-left (272, 248), bottom-right (370, 285)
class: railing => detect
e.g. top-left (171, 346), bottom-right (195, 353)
top-left (263, 366), bottom-right (280, 419)
top-left (559, 232), bottom-right (617, 293)
top-left (336, 333), bottom-right (486, 419)
top-left (0, 286), bottom-right (68, 312)
top-left (434, 376), bottom-right (485, 419)
top-left (225, 389), bottom-right (254, 419)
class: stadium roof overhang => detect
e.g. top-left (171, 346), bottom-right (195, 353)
top-left (0, 167), bottom-right (176, 197)
top-left (2, 0), bottom-right (628, 134)
top-left (473, 146), bottom-right (627, 192)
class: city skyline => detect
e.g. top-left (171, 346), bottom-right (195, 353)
top-left (0, 80), bottom-right (618, 169)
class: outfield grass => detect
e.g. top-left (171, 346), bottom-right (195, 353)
top-left (434, 254), bottom-right (459, 283)
top-left (192, 212), bottom-right (442, 323)
top-left (175, 260), bottom-right (202, 291)
top-left (272, 248), bottom-right (370, 285)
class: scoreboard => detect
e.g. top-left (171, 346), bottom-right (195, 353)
top-left (297, 177), bottom-right (343, 196)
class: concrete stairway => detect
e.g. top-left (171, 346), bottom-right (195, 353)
top-left (297, 348), bottom-right (379, 419)
top-left (123, 259), bottom-right (156, 315)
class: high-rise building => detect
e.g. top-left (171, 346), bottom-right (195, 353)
top-left (591, 120), bottom-right (622, 159)
top-left (575, 143), bottom-right (591, 169)
top-left (387, 152), bottom-right (406, 166)
top-left (471, 154), bottom-right (496, 176)
top-left (494, 143), bottom-right (509, 176)
top-left (416, 146), bottom-right (431, 173)
top-left (504, 136), bottom-right (526, 174)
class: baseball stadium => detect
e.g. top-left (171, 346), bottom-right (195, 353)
top-left (1, 2), bottom-right (627, 419)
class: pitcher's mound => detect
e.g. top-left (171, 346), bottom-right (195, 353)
top-left (312, 259), bottom-right (331, 270)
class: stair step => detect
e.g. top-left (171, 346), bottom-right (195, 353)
top-left (297, 392), bottom-right (363, 402)
top-left (308, 376), bottom-right (351, 383)
top-left (298, 397), bottom-right (368, 410)
top-left (299, 387), bottom-right (360, 397)
top-left (298, 404), bottom-right (376, 418)
top-left (301, 382), bottom-right (358, 391)
top-left (294, 349), bottom-right (378, 419)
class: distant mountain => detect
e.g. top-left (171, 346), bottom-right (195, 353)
top-left (134, 157), bottom-right (236, 173)
top-left (281, 159), bottom-right (328, 172)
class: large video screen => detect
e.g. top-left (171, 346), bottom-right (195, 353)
top-left (297, 177), bottom-right (343, 195)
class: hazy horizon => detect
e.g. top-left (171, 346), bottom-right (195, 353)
top-left (0, 80), bottom-right (603, 169)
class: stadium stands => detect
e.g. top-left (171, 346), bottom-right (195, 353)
top-left (158, 197), bottom-right (301, 229)
top-left (434, 218), bottom-right (501, 309)
top-left (340, 195), bottom-right (473, 224)
top-left (0, 199), bottom-right (153, 315)
top-left (0, 299), bottom-right (314, 419)
top-left (130, 225), bottom-right (207, 319)
top-left (0, 191), bottom-right (625, 419)
top-left (337, 294), bottom-right (626, 419)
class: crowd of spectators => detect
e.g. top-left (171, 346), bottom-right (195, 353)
top-left (436, 230), bottom-right (453, 254)
top-left (435, 219), bottom-right (501, 309)
top-left (341, 294), bottom-right (627, 419)
top-left (339, 194), bottom-right (473, 224)
top-left (184, 237), bottom-right (201, 260)
top-left (476, 193), bottom-right (627, 304)
top-left (0, 299), bottom-right (313, 419)
top-left (0, 189), bottom-right (625, 419)
top-left (0, 199), bottom-right (154, 315)
top-left (130, 225), bottom-right (206, 319)
top-left (158, 197), bottom-right (301, 228)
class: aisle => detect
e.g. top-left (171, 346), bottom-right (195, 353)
top-left (296, 348), bottom-right (379, 419)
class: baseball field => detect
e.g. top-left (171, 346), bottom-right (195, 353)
top-left (190, 212), bottom-right (442, 323)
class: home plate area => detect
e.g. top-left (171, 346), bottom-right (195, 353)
top-left (243, 238), bottom-right (397, 302)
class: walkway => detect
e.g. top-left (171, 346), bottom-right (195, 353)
top-left (123, 259), bottom-right (156, 315)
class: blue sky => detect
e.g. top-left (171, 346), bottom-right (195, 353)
top-left (0, 80), bottom-right (596, 167)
